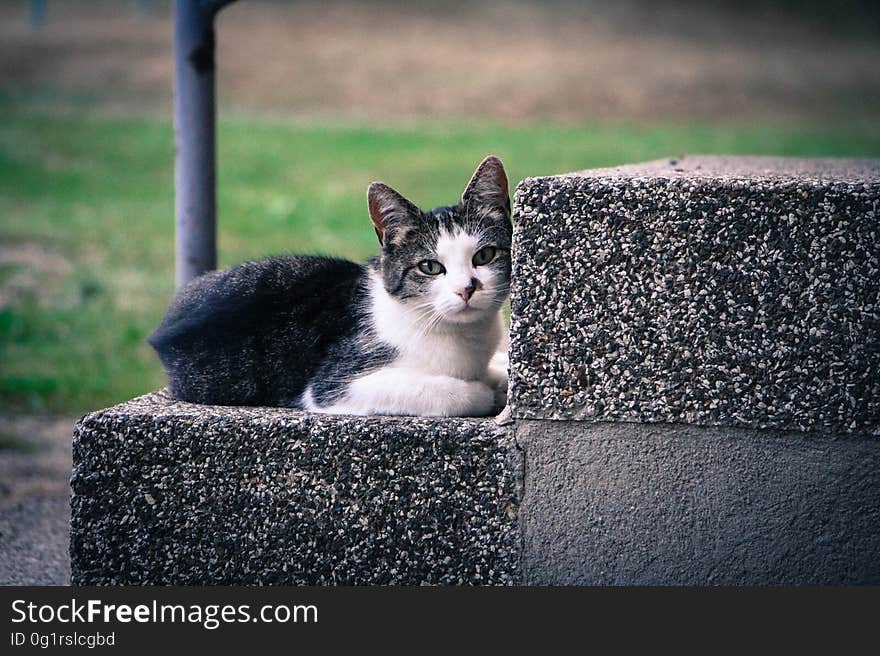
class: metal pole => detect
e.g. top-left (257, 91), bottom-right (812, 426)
top-left (173, 0), bottom-right (237, 289)
top-left (29, 0), bottom-right (47, 28)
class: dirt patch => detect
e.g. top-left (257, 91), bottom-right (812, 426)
top-left (0, 414), bottom-right (75, 505)
top-left (0, 414), bottom-right (74, 585)
top-left (0, 0), bottom-right (878, 124)
top-left (0, 496), bottom-right (70, 585)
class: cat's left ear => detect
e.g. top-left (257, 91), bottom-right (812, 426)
top-left (461, 155), bottom-right (511, 218)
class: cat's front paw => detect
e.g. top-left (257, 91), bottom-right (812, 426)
top-left (487, 351), bottom-right (508, 414)
top-left (463, 380), bottom-right (497, 417)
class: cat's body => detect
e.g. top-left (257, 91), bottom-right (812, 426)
top-left (149, 156), bottom-right (512, 417)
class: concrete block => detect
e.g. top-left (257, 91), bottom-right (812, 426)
top-left (507, 156), bottom-right (880, 585)
top-left (518, 419), bottom-right (880, 585)
top-left (71, 156), bottom-right (880, 586)
top-left (510, 156), bottom-right (880, 434)
top-left (70, 391), bottom-right (521, 585)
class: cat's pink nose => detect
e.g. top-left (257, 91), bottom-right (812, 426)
top-left (456, 279), bottom-right (478, 302)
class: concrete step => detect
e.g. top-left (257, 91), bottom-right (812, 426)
top-left (71, 155), bottom-right (880, 585)
top-left (70, 390), bottom-right (521, 585)
top-left (510, 155), bottom-right (879, 433)
top-left (510, 155), bottom-right (880, 584)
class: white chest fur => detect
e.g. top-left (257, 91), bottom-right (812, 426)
top-left (301, 270), bottom-right (507, 417)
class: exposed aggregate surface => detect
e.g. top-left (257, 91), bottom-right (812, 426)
top-left (70, 156), bottom-right (880, 586)
top-left (510, 156), bottom-right (880, 434)
top-left (71, 391), bottom-right (521, 585)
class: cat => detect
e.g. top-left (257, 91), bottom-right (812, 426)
top-left (148, 155), bottom-right (512, 417)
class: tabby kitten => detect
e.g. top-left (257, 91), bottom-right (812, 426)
top-left (148, 156), bottom-right (511, 416)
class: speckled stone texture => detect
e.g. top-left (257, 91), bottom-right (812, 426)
top-left (70, 391), bottom-right (521, 585)
top-left (71, 156), bottom-right (880, 586)
top-left (510, 156), bottom-right (880, 434)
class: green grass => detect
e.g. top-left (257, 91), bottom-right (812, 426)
top-left (1, 110), bottom-right (879, 414)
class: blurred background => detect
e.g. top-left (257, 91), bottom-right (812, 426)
top-left (0, 0), bottom-right (879, 582)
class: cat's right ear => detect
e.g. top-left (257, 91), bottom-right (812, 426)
top-left (367, 182), bottom-right (420, 246)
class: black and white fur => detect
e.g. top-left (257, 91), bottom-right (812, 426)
top-left (149, 156), bottom-right (511, 416)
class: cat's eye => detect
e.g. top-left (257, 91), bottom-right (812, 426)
top-left (472, 246), bottom-right (497, 266)
top-left (418, 260), bottom-right (445, 275)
